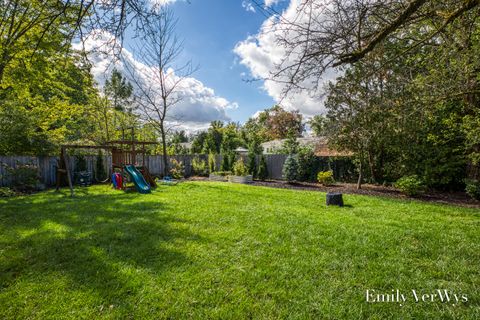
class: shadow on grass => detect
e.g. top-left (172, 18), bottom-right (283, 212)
top-left (0, 190), bottom-right (202, 306)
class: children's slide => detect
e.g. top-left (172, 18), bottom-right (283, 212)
top-left (124, 165), bottom-right (151, 194)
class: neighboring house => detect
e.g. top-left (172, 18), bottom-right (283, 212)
top-left (178, 142), bottom-right (193, 151)
top-left (261, 137), bottom-right (352, 157)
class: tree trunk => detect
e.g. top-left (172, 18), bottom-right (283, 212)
top-left (0, 63), bottom-right (5, 86)
top-left (368, 151), bottom-right (377, 184)
top-left (160, 125), bottom-right (168, 177)
top-left (357, 160), bottom-right (363, 190)
top-left (103, 105), bottom-right (110, 142)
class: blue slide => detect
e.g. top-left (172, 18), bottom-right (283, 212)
top-left (124, 165), bottom-right (151, 194)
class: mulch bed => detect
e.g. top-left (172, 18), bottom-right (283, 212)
top-left (188, 177), bottom-right (480, 209)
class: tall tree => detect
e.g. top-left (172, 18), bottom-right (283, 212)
top-left (203, 121), bottom-right (224, 154)
top-left (125, 7), bottom-right (195, 176)
top-left (260, 0), bottom-right (480, 93)
top-left (0, 0), bottom-right (174, 86)
top-left (104, 68), bottom-right (135, 136)
top-left (243, 105), bottom-right (304, 142)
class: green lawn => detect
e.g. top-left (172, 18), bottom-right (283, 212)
top-left (0, 182), bottom-right (479, 319)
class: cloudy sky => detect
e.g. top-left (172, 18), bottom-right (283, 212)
top-left (84, 0), bottom-right (330, 131)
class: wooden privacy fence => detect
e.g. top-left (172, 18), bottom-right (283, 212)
top-left (0, 154), bottom-right (355, 187)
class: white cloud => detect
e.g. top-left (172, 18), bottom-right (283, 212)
top-left (242, 1), bottom-right (256, 13)
top-left (74, 31), bottom-right (234, 132)
top-left (149, 0), bottom-right (179, 6)
top-left (264, 0), bottom-right (284, 7)
top-left (234, 0), bottom-right (337, 116)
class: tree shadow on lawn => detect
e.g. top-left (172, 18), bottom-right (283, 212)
top-left (0, 191), bottom-right (203, 307)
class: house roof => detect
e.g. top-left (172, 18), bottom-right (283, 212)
top-left (178, 142), bottom-right (193, 149)
top-left (235, 147), bottom-right (249, 153)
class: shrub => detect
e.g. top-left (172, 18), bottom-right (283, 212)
top-left (0, 187), bottom-right (16, 197)
top-left (279, 132), bottom-right (299, 154)
top-left (395, 175), bottom-right (425, 196)
top-left (233, 158), bottom-right (248, 176)
top-left (465, 180), bottom-right (480, 200)
top-left (2, 162), bottom-right (40, 192)
top-left (247, 151), bottom-right (257, 178)
top-left (221, 153), bottom-right (235, 172)
top-left (317, 170), bottom-right (335, 186)
top-left (257, 155), bottom-right (268, 181)
top-left (282, 155), bottom-right (298, 182)
top-left (95, 150), bottom-right (107, 181)
top-left (192, 157), bottom-right (208, 176)
top-left (208, 153), bottom-right (216, 173)
top-left (297, 147), bottom-right (318, 182)
top-left (169, 159), bottom-right (185, 179)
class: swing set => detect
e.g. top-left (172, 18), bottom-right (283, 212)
top-left (56, 129), bottom-right (157, 196)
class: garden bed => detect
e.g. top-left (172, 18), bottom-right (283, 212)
top-left (208, 174), bottom-right (228, 182)
top-left (249, 180), bottom-right (480, 208)
top-left (190, 176), bottom-right (479, 208)
top-left (228, 175), bottom-right (253, 184)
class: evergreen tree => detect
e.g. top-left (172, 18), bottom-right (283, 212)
top-left (283, 155), bottom-right (298, 183)
top-left (247, 151), bottom-right (257, 178)
top-left (257, 155), bottom-right (268, 181)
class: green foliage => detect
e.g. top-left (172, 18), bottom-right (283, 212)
top-left (0, 19), bottom-right (101, 155)
top-left (395, 175), bottom-right (425, 196)
top-left (233, 158), bottom-right (248, 176)
top-left (95, 151), bottom-right (107, 181)
top-left (169, 159), bottom-right (185, 179)
top-left (309, 115), bottom-right (328, 137)
top-left (220, 154), bottom-right (229, 172)
top-left (192, 157), bottom-right (208, 176)
top-left (465, 180), bottom-right (480, 201)
top-left (1, 162), bottom-right (40, 192)
top-left (282, 155), bottom-right (298, 182)
top-left (75, 155), bottom-right (87, 172)
top-left (257, 155), bottom-right (268, 181)
top-left (247, 152), bottom-right (257, 178)
top-left (191, 131), bottom-right (207, 154)
top-left (246, 136), bottom-right (262, 178)
top-left (463, 111), bottom-right (480, 166)
top-left (104, 69), bottom-right (134, 112)
top-left (317, 171), bottom-right (335, 186)
top-left (296, 147), bottom-right (318, 182)
top-left (245, 105), bottom-right (304, 141)
top-left (0, 102), bottom-right (55, 155)
top-left (322, 22), bottom-right (480, 189)
top-left (208, 153), bottom-right (216, 173)
top-left (220, 152), bottom-right (235, 172)
top-left (0, 187), bottom-right (16, 197)
top-left (169, 130), bottom-right (188, 144)
top-left (168, 144), bottom-right (189, 155)
top-left (202, 121), bottom-right (224, 154)
top-left (279, 130), bottom-right (300, 155)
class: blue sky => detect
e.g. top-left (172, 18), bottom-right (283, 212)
top-left (172, 0), bottom-right (282, 122)
top-left (171, 0), bottom-right (286, 123)
top-left (84, 0), bottom-right (322, 131)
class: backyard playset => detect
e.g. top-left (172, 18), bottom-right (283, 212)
top-left (56, 129), bottom-right (157, 196)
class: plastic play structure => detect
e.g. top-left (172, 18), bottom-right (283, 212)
top-left (124, 165), bottom-right (151, 194)
top-left (56, 128), bottom-right (157, 196)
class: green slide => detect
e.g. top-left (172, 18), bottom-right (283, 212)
top-left (124, 165), bottom-right (151, 194)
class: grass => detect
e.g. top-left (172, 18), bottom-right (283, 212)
top-left (0, 182), bottom-right (479, 319)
